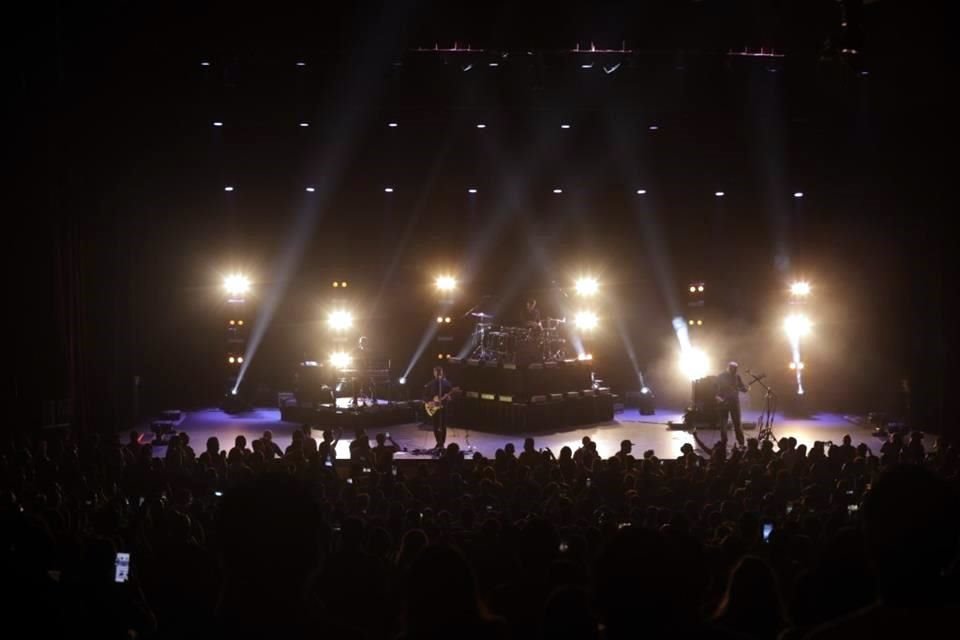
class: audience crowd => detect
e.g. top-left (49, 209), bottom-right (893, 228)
top-left (2, 423), bottom-right (957, 639)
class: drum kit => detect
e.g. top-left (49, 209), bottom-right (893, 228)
top-left (469, 312), bottom-right (568, 364)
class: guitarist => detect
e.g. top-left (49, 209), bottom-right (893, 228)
top-left (714, 361), bottom-right (748, 448)
top-left (423, 366), bottom-right (454, 450)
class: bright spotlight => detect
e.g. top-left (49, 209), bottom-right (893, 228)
top-left (636, 189), bottom-right (647, 195)
top-left (399, 377), bottom-right (407, 385)
top-left (299, 122), bottom-right (310, 128)
top-left (237, 356), bottom-right (244, 364)
top-left (689, 286), bottom-right (696, 293)
top-left (388, 122), bottom-right (398, 128)
top-left (679, 348), bottom-right (710, 381)
top-left (561, 123), bottom-right (571, 129)
top-left (640, 386), bottom-right (651, 394)
top-left (224, 186), bottom-right (234, 192)
top-left (476, 123), bottom-right (487, 129)
top-left (648, 125), bottom-right (659, 131)
top-left (574, 276), bottom-right (599, 297)
top-left (435, 275), bottom-right (457, 292)
top-left (577, 353), bottom-right (593, 361)
top-left (436, 316), bottom-right (443, 323)
top-left (223, 274), bottom-right (251, 297)
top-left (575, 311), bottom-right (599, 331)
top-left (305, 187), bottom-right (315, 192)
top-left (228, 356), bottom-right (236, 364)
top-left (327, 310), bottom-right (354, 332)
top-left (715, 191), bottom-right (725, 197)
top-left (444, 317), bottom-right (451, 323)
top-left (790, 281), bottom-right (811, 297)
top-left (793, 192), bottom-right (804, 198)
top-left (212, 121), bottom-right (223, 127)
top-left (784, 313), bottom-right (812, 340)
top-left (384, 187), bottom-right (394, 193)
top-left (552, 188), bottom-right (563, 194)
top-left (329, 351), bottom-right (353, 370)
top-left (467, 188), bottom-right (478, 194)
top-left (697, 285), bottom-right (704, 292)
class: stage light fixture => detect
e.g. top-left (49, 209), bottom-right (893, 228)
top-left (388, 122), bottom-right (398, 128)
top-left (553, 188), bottom-right (563, 194)
top-left (476, 123), bottom-right (487, 129)
top-left (237, 356), bottom-right (244, 364)
top-left (679, 347), bottom-right (710, 381)
top-left (688, 319), bottom-right (694, 326)
top-left (435, 275), bottom-right (457, 292)
top-left (305, 187), bottom-right (315, 192)
top-left (223, 274), bottom-right (251, 297)
top-left (200, 61), bottom-right (210, 67)
top-left (790, 281), bottom-right (811, 297)
top-left (228, 356), bottom-right (236, 364)
top-left (299, 122), bottom-right (310, 127)
top-left (224, 186), bottom-right (234, 192)
top-left (648, 125), bottom-right (659, 131)
top-left (444, 317), bottom-right (451, 323)
top-left (399, 377), bottom-right (407, 385)
top-left (689, 286), bottom-right (696, 293)
top-left (575, 310), bottom-right (599, 331)
top-left (437, 316), bottom-right (443, 323)
top-left (574, 276), bottom-right (599, 297)
top-left (488, 62), bottom-right (499, 67)
top-left (468, 188), bottom-right (478, 194)
top-left (295, 61), bottom-right (306, 67)
top-left (697, 285), bottom-right (704, 292)
top-left (696, 320), bottom-right (703, 326)
top-left (794, 192), bottom-right (804, 198)
top-left (333, 281), bottom-right (339, 288)
top-left (327, 310), bottom-right (354, 332)
top-left (561, 123), bottom-right (571, 129)
top-left (784, 313), bottom-right (812, 340)
top-left (636, 189), bottom-right (647, 195)
top-left (229, 320), bottom-right (236, 326)
top-left (640, 386), bottom-right (651, 394)
top-left (384, 187), bottom-right (394, 193)
top-left (715, 191), bottom-right (725, 197)
top-left (577, 353), bottom-right (593, 361)
top-left (329, 351), bottom-right (353, 370)
top-left (213, 121), bottom-right (223, 127)
top-left (237, 320), bottom-right (244, 326)
top-left (340, 281), bottom-right (347, 288)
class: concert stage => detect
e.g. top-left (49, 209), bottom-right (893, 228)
top-left (138, 406), bottom-right (880, 462)
top-left (279, 398), bottom-right (419, 430)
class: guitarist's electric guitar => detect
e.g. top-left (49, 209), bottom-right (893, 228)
top-left (424, 387), bottom-right (461, 417)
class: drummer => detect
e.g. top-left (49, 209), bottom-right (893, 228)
top-left (524, 297), bottom-right (541, 329)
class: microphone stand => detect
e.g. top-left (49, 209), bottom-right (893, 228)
top-left (746, 370), bottom-right (777, 444)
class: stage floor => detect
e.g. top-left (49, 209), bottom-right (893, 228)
top-left (138, 405), bottom-right (881, 461)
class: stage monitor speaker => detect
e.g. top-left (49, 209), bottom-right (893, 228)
top-left (692, 376), bottom-right (718, 408)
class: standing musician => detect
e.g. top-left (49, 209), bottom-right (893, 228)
top-left (715, 361), bottom-right (748, 447)
top-left (423, 366), bottom-right (454, 451)
top-left (351, 336), bottom-right (376, 407)
top-left (524, 297), bottom-right (542, 328)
